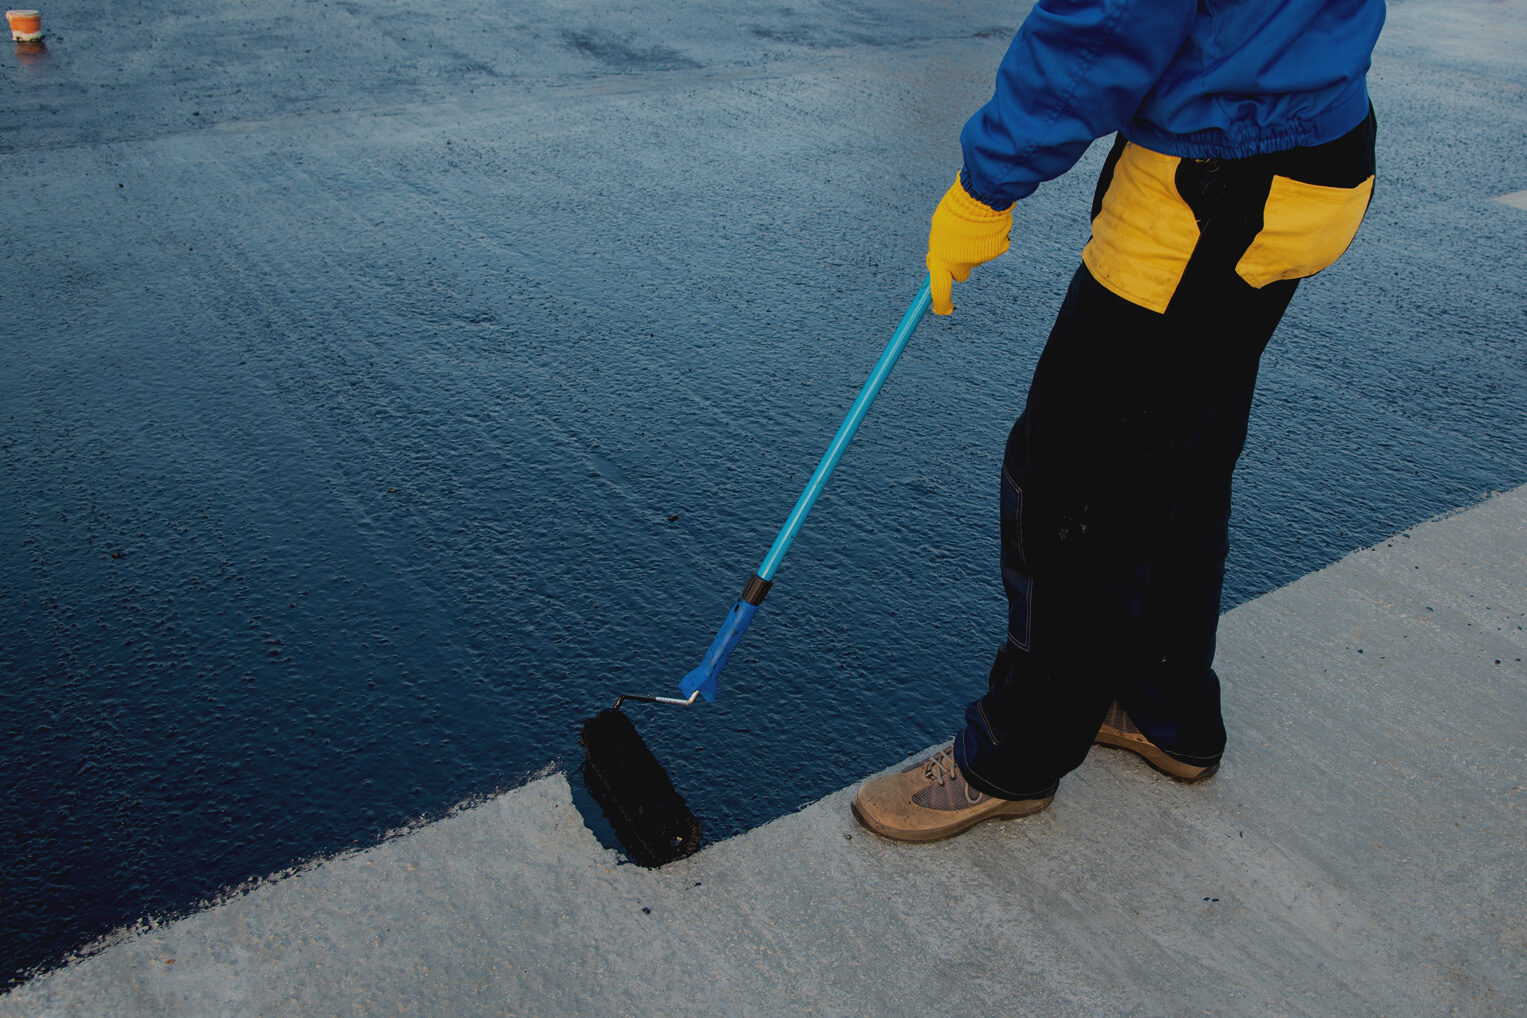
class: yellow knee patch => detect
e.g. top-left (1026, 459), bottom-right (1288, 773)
top-left (1082, 144), bottom-right (1200, 314)
top-left (1235, 175), bottom-right (1374, 288)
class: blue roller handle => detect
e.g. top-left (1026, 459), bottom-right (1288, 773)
top-left (679, 277), bottom-right (934, 702)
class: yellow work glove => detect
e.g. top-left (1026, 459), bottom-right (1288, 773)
top-left (925, 174), bottom-right (1013, 315)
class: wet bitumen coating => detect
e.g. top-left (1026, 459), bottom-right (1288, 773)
top-left (4, 486), bottom-right (1526, 1015)
top-left (0, 0), bottom-right (1524, 989)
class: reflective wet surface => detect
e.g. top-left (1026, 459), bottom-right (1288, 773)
top-left (2, 0), bottom-right (1525, 987)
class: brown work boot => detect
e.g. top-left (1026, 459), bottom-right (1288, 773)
top-left (1094, 702), bottom-right (1219, 782)
top-left (851, 746), bottom-right (1053, 843)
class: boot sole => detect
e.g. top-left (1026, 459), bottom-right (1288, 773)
top-left (850, 793), bottom-right (1053, 844)
top-left (1094, 729), bottom-right (1219, 783)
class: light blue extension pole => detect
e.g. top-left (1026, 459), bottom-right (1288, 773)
top-left (615, 277), bottom-right (934, 708)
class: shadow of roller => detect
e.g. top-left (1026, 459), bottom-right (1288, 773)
top-left (579, 709), bottom-right (702, 867)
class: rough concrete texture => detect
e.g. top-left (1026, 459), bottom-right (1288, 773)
top-left (6, 485), bottom-right (1524, 1015)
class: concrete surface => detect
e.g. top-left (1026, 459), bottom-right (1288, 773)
top-left (5, 484), bottom-right (1525, 1016)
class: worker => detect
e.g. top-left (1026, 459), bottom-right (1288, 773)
top-left (853, 0), bottom-right (1385, 841)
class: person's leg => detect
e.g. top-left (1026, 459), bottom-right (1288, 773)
top-left (1090, 109), bottom-right (1377, 777)
top-left (1106, 362), bottom-right (1259, 771)
top-left (955, 264), bottom-right (1293, 799)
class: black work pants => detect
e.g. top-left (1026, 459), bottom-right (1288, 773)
top-left (954, 112), bottom-right (1376, 799)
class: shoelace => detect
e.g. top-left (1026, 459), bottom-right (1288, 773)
top-left (923, 746), bottom-right (958, 786)
top-left (923, 747), bottom-right (985, 803)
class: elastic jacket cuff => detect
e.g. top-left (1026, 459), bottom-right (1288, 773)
top-left (959, 166), bottom-right (1016, 213)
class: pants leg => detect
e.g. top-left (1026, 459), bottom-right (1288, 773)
top-left (1114, 361), bottom-right (1259, 766)
top-left (954, 266), bottom-right (1293, 799)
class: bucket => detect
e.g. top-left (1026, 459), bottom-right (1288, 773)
top-left (7, 10), bottom-right (41, 42)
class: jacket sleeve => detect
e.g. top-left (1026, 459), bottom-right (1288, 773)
top-left (960, 0), bottom-right (1199, 209)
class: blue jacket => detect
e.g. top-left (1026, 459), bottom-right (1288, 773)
top-left (961, 0), bottom-right (1386, 208)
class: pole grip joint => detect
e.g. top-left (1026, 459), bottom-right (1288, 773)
top-left (740, 572), bottom-right (772, 606)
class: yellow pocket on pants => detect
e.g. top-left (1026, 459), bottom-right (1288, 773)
top-left (1081, 143), bottom-right (1200, 314)
top-left (1235, 175), bottom-right (1374, 289)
